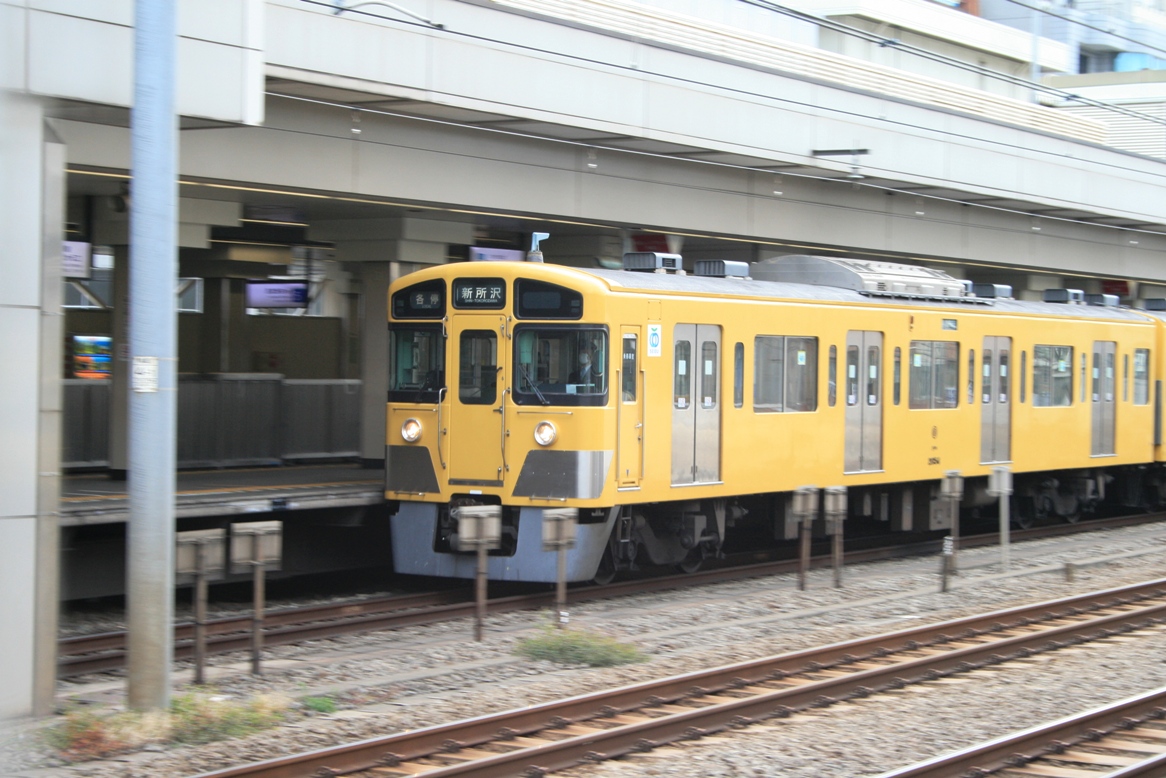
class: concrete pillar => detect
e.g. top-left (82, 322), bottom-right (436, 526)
top-left (358, 262), bottom-right (392, 465)
top-left (312, 216), bottom-right (474, 466)
top-left (0, 93), bottom-right (64, 719)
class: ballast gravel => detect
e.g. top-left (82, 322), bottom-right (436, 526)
top-left (7, 522), bottom-right (1166, 777)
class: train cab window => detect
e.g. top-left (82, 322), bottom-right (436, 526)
top-left (1135, 349), bottom-right (1151, 405)
top-left (1034, 346), bottom-right (1074, 407)
top-left (675, 341), bottom-right (691, 408)
top-left (734, 342), bottom-right (744, 408)
top-left (893, 347), bottom-right (901, 406)
top-left (1123, 354), bottom-right (1130, 402)
top-left (513, 327), bottom-right (607, 407)
top-left (389, 325), bottom-right (445, 403)
top-left (622, 334), bottom-right (637, 403)
top-left (701, 342), bottom-right (718, 408)
top-left (755, 336), bottom-right (818, 412)
top-left (459, 331), bottom-right (497, 405)
top-left (828, 345), bottom-right (838, 407)
top-left (909, 340), bottom-right (959, 410)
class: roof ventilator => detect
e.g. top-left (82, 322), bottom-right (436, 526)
top-left (750, 255), bottom-right (990, 304)
top-left (622, 252), bottom-right (685, 274)
top-left (1143, 299), bottom-right (1166, 311)
top-left (972, 283), bottom-right (1014, 299)
top-left (1043, 289), bottom-right (1085, 305)
top-left (694, 259), bottom-right (751, 279)
top-left (1085, 293), bottom-right (1120, 307)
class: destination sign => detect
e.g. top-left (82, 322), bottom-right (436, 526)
top-left (452, 278), bottom-right (506, 309)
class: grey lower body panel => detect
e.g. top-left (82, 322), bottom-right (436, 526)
top-left (512, 450), bottom-right (612, 499)
top-left (386, 445), bottom-right (440, 494)
top-left (390, 502), bottom-right (614, 582)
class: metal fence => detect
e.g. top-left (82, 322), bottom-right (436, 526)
top-left (62, 375), bottom-right (362, 469)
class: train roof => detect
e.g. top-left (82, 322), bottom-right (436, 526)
top-left (579, 267), bottom-right (1152, 324)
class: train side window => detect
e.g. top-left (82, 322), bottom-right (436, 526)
top-left (1135, 349), bottom-right (1151, 405)
top-left (1081, 353), bottom-right (1087, 403)
top-left (1123, 354), bottom-right (1130, 402)
top-left (999, 350), bottom-right (1010, 404)
top-left (674, 341), bottom-right (691, 408)
top-left (787, 337), bottom-right (818, 412)
top-left (1019, 351), bottom-right (1025, 404)
top-left (828, 345), bottom-right (838, 407)
top-left (1033, 346), bottom-right (1073, 407)
top-left (865, 345), bottom-right (879, 406)
top-left (893, 347), bottom-right (901, 406)
top-left (754, 336), bottom-right (785, 412)
top-left (1092, 351), bottom-right (1101, 401)
top-left (982, 349), bottom-right (993, 404)
top-left (458, 330), bottom-right (497, 405)
top-left (1105, 351), bottom-right (1115, 401)
top-left (701, 342), bottom-right (718, 408)
top-left (967, 349), bottom-right (975, 405)
top-left (910, 340), bottom-right (958, 409)
top-left (622, 334), bottom-right (637, 403)
top-left (846, 345), bottom-right (860, 407)
top-left (733, 342), bottom-right (744, 408)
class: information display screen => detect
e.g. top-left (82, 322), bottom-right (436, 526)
top-left (452, 278), bottom-right (506, 309)
top-left (246, 281), bottom-right (309, 308)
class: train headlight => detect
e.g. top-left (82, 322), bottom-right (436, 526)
top-left (533, 421), bottom-right (557, 447)
top-left (401, 418), bottom-right (423, 443)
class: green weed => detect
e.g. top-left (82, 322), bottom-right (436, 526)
top-left (516, 624), bottom-right (646, 667)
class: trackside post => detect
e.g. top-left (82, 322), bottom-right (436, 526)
top-left (793, 487), bottom-right (819, 591)
top-left (454, 506), bottom-right (502, 641)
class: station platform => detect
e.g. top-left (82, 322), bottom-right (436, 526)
top-left (61, 464), bottom-right (385, 526)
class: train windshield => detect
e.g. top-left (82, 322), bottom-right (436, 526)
top-left (389, 324), bottom-right (445, 403)
top-left (513, 326), bottom-right (608, 406)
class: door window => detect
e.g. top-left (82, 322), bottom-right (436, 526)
top-left (459, 331), bottom-right (497, 405)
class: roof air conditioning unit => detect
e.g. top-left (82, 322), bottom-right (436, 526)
top-left (622, 252), bottom-right (683, 272)
top-left (694, 259), bottom-right (750, 279)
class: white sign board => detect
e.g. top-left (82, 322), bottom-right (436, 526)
top-left (62, 241), bottom-right (91, 279)
top-left (647, 324), bottom-right (662, 357)
top-left (132, 356), bottom-right (159, 393)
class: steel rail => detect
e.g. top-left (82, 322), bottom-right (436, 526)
top-left (875, 687), bottom-right (1166, 778)
top-left (189, 578), bottom-right (1166, 778)
top-left (58, 512), bottom-right (1166, 677)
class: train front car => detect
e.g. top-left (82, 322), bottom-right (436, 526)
top-left (386, 263), bottom-right (620, 583)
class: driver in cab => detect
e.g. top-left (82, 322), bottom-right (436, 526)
top-left (569, 347), bottom-right (602, 390)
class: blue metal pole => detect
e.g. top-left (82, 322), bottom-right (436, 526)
top-left (126, 0), bottom-right (177, 711)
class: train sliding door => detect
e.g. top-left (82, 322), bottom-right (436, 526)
top-left (672, 324), bottom-right (722, 485)
top-left (1092, 341), bottom-right (1116, 456)
top-left (980, 336), bottom-right (1012, 464)
top-left (617, 326), bottom-right (643, 487)
top-left (844, 331), bottom-right (883, 473)
top-left (448, 317), bottom-right (506, 486)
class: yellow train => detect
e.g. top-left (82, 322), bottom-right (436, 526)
top-left (386, 253), bottom-right (1163, 583)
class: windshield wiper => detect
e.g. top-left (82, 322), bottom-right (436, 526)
top-left (517, 363), bottom-right (550, 405)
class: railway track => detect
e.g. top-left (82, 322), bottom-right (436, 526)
top-left (59, 513), bottom-right (1164, 677)
top-left (191, 578), bottom-right (1166, 778)
top-left (878, 686), bottom-right (1166, 777)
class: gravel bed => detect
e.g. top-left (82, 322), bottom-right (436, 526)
top-left (6, 522), bottom-right (1166, 777)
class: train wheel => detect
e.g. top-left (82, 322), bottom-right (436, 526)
top-left (592, 546), bottom-right (616, 586)
top-left (675, 550), bottom-right (703, 574)
top-left (1012, 495), bottom-right (1035, 530)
